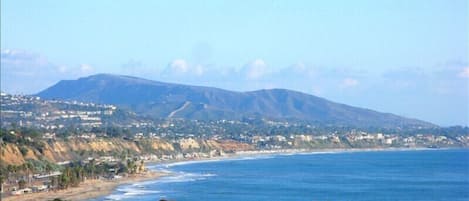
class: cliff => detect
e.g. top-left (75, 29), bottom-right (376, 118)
top-left (0, 138), bottom-right (253, 165)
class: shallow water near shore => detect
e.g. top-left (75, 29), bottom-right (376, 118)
top-left (95, 149), bottom-right (469, 201)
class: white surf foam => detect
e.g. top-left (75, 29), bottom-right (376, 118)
top-left (160, 155), bottom-right (275, 168)
top-left (103, 183), bottom-right (161, 200)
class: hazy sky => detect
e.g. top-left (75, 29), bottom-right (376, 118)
top-left (1, 0), bottom-right (468, 126)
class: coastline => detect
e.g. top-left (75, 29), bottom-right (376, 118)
top-left (6, 146), bottom-right (464, 201)
top-left (159, 146), bottom-right (454, 167)
top-left (2, 171), bottom-right (168, 201)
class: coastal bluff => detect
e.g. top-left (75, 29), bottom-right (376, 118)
top-left (1, 138), bottom-right (253, 165)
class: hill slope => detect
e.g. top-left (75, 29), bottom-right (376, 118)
top-left (37, 74), bottom-right (435, 128)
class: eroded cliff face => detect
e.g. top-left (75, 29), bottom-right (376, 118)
top-left (178, 138), bottom-right (201, 150)
top-left (1, 138), bottom-right (254, 165)
top-left (1, 144), bottom-right (33, 165)
top-left (205, 140), bottom-right (254, 152)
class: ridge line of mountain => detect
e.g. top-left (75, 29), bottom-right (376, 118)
top-left (36, 73), bottom-right (436, 128)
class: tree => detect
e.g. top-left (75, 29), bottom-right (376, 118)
top-left (74, 166), bottom-right (85, 183)
top-left (50, 176), bottom-right (57, 190)
top-left (86, 159), bottom-right (96, 179)
top-left (7, 164), bottom-right (17, 177)
top-left (18, 179), bottom-right (26, 189)
top-left (45, 163), bottom-right (54, 174)
top-left (139, 160), bottom-right (145, 173)
top-left (25, 161), bottom-right (34, 184)
top-left (126, 159), bottom-right (137, 174)
top-left (69, 168), bottom-right (79, 187)
top-left (19, 146), bottom-right (29, 156)
top-left (21, 127), bottom-right (41, 139)
top-left (58, 173), bottom-right (70, 189)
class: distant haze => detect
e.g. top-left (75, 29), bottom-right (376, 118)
top-left (1, 0), bottom-right (468, 126)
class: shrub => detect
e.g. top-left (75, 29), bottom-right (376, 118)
top-left (19, 146), bottom-right (29, 156)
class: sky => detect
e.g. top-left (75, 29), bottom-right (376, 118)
top-left (1, 0), bottom-right (468, 126)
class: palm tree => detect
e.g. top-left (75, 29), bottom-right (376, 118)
top-left (58, 173), bottom-right (70, 189)
top-left (25, 161), bottom-right (34, 185)
top-left (45, 163), bottom-right (53, 174)
top-left (88, 159), bottom-right (96, 179)
top-left (6, 165), bottom-right (17, 182)
top-left (17, 164), bottom-right (27, 186)
top-left (18, 179), bottom-right (26, 189)
top-left (50, 176), bottom-right (57, 190)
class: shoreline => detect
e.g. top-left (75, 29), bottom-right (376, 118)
top-left (157, 146), bottom-right (459, 167)
top-left (2, 171), bottom-right (168, 201)
top-left (6, 146), bottom-right (465, 201)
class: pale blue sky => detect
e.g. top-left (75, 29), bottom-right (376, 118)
top-left (1, 0), bottom-right (468, 126)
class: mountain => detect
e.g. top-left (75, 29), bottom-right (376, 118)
top-left (37, 74), bottom-right (435, 128)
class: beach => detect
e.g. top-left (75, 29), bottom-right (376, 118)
top-left (2, 147), bottom-right (451, 201)
top-left (3, 171), bottom-right (168, 201)
top-left (113, 148), bottom-right (469, 201)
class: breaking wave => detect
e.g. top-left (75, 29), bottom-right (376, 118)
top-left (102, 170), bottom-right (216, 200)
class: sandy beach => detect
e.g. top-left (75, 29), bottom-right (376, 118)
top-left (3, 171), bottom-right (168, 201)
top-left (1, 147), bottom-right (444, 201)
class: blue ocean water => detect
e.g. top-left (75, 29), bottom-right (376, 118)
top-left (96, 149), bottom-right (469, 201)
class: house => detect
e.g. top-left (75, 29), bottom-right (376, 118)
top-left (42, 132), bottom-right (56, 139)
top-left (273, 135), bottom-right (287, 142)
top-left (385, 138), bottom-right (395, 145)
top-left (11, 188), bottom-right (32, 195)
top-left (32, 185), bottom-right (48, 192)
top-left (111, 175), bottom-right (122, 180)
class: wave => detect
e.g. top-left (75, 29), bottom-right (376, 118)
top-left (162, 159), bottom-right (225, 167)
top-left (151, 171), bottom-right (216, 183)
top-left (104, 186), bottom-right (160, 200)
top-left (289, 151), bottom-right (340, 155)
top-left (104, 151), bottom-right (372, 200)
top-left (158, 155), bottom-right (276, 168)
top-left (230, 155), bottom-right (275, 161)
top-left (103, 170), bottom-right (216, 200)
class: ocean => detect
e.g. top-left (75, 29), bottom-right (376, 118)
top-left (96, 149), bottom-right (469, 201)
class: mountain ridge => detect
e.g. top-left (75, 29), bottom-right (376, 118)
top-left (37, 73), bottom-right (436, 128)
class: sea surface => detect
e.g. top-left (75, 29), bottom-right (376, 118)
top-left (96, 149), bottom-right (469, 201)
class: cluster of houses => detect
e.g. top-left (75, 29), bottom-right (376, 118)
top-left (137, 149), bottom-right (225, 161)
top-left (0, 93), bottom-right (116, 129)
top-left (247, 132), bottom-right (463, 149)
top-left (4, 171), bottom-right (62, 196)
top-left (2, 148), bottom-right (226, 196)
